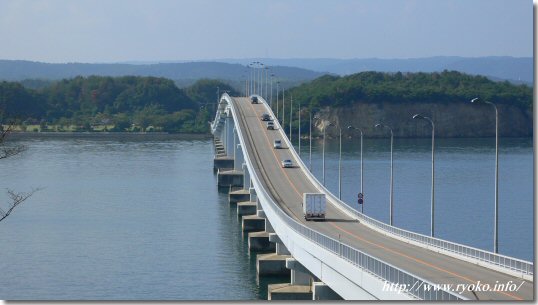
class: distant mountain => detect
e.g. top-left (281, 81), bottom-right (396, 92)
top-left (0, 57), bottom-right (531, 89)
top-left (0, 60), bottom-right (324, 88)
top-left (215, 56), bottom-right (533, 85)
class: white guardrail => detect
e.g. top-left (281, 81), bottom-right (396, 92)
top-left (261, 96), bottom-right (533, 279)
top-left (214, 94), bottom-right (467, 300)
top-left (252, 95), bottom-right (533, 281)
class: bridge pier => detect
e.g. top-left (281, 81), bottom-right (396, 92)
top-left (241, 215), bottom-right (265, 232)
top-left (248, 231), bottom-right (275, 252)
top-left (312, 282), bottom-right (343, 300)
top-left (217, 169), bottom-right (244, 187)
top-left (287, 258), bottom-right (315, 286)
top-left (213, 137), bottom-right (225, 155)
top-left (213, 137), bottom-right (234, 171)
top-left (233, 131), bottom-right (243, 171)
top-left (229, 189), bottom-right (250, 204)
top-left (242, 163), bottom-right (251, 190)
top-left (270, 233), bottom-right (291, 256)
top-left (224, 111), bottom-right (234, 158)
top-left (257, 253), bottom-right (292, 277)
top-left (237, 188), bottom-right (257, 215)
top-left (267, 258), bottom-right (320, 300)
top-left (249, 187), bottom-right (256, 202)
top-left (213, 156), bottom-right (234, 171)
top-left (256, 233), bottom-right (292, 278)
top-left (237, 201), bottom-right (256, 215)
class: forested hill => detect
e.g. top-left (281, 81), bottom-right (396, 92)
top-left (0, 76), bottom-right (238, 133)
top-left (287, 71), bottom-right (533, 137)
top-left (290, 70), bottom-right (532, 111)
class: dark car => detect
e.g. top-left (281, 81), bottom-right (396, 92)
top-left (261, 113), bottom-right (271, 121)
top-left (250, 96), bottom-right (258, 104)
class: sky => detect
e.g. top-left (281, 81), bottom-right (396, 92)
top-left (0, 0), bottom-right (533, 63)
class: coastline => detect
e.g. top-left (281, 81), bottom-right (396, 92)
top-left (6, 131), bottom-right (213, 139)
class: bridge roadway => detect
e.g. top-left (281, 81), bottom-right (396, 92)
top-left (231, 96), bottom-right (533, 301)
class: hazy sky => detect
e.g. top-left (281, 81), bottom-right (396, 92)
top-left (0, 0), bottom-right (533, 63)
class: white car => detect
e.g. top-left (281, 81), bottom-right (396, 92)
top-left (266, 121), bottom-right (275, 130)
top-left (281, 159), bottom-right (293, 168)
top-left (273, 140), bottom-right (282, 149)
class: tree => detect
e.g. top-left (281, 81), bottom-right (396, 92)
top-left (0, 124), bottom-right (39, 223)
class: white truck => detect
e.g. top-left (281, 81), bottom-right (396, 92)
top-left (302, 193), bottom-right (326, 221)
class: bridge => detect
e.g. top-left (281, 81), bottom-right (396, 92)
top-left (211, 93), bottom-right (533, 301)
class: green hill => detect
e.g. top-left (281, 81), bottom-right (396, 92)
top-left (282, 71), bottom-right (533, 138)
top-left (289, 70), bottom-right (532, 111)
top-left (0, 76), bottom-right (238, 133)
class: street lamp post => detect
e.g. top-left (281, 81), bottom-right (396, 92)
top-left (470, 97), bottom-right (499, 253)
top-left (313, 116), bottom-right (328, 185)
top-left (248, 64), bottom-right (251, 96)
top-left (259, 64), bottom-right (262, 97)
top-left (282, 88), bottom-right (285, 134)
top-left (276, 82), bottom-right (280, 121)
top-left (254, 62), bottom-right (258, 95)
top-left (262, 66), bottom-right (266, 99)
top-left (253, 62), bottom-right (257, 95)
top-left (337, 125), bottom-right (342, 200)
top-left (323, 122), bottom-right (328, 186)
top-left (270, 74), bottom-right (274, 108)
top-left (265, 66), bottom-right (269, 98)
top-left (309, 111), bottom-right (313, 171)
top-left (289, 95), bottom-right (293, 142)
top-left (375, 123), bottom-right (394, 226)
top-left (250, 62), bottom-right (255, 95)
top-left (252, 62), bottom-right (256, 95)
top-left (298, 100), bottom-right (301, 156)
top-left (412, 114), bottom-right (435, 237)
top-left (244, 73), bottom-right (248, 97)
top-left (348, 126), bottom-right (364, 213)
top-left (325, 123), bottom-right (342, 199)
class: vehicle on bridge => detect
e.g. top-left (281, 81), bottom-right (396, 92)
top-left (273, 139), bottom-right (282, 149)
top-left (261, 113), bottom-right (271, 121)
top-left (250, 95), bottom-right (258, 104)
top-left (281, 159), bottom-right (293, 168)
top-left (303, 193), bottom-right (326, 220)
top-left (266, 121), bottom-right (275, 130)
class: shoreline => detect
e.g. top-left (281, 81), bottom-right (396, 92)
top-left (6, 131), bottom-right (213, 139)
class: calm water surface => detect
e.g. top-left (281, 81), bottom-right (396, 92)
top-left (0, 134), bottom-right (533, 300)
top-left (299, 136), bottom-right (534, 261)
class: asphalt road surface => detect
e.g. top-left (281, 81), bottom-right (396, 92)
top-left (232, 96), bottom-right (533, 300)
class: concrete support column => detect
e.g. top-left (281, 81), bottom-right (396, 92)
top-left (265, 218), bottom-right (275, 233)
top-left (214, 114), bottom-right (223, 142)
top-left (225, 114), bottom-right (234, 157)
top-left (269, 233), bottom-right (291, 255)
top-left (249, 187), bottom-right (257, 202)
top-left (242, 163), bottom-right (250, 190)
top-left (312, 282), bottom-right (343, 300)
top-left (234, 142), bottom-right (244, 172)
top-left (233, 127), bottom-right (237, 165)
top-left (286, 258), bottom-right (313, 286)
top-left (256, 198), bottom-right (263, 212)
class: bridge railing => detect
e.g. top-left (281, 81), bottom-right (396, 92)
top-left (257, 96), bottom-right (533, 279)
top-left (221, 94), bottom-right (465, 300)
top-left (271, 189), bottom-right (464, 300)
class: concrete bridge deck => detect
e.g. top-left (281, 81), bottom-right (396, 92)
top-left (231, 95), bottom-right (533, 301)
